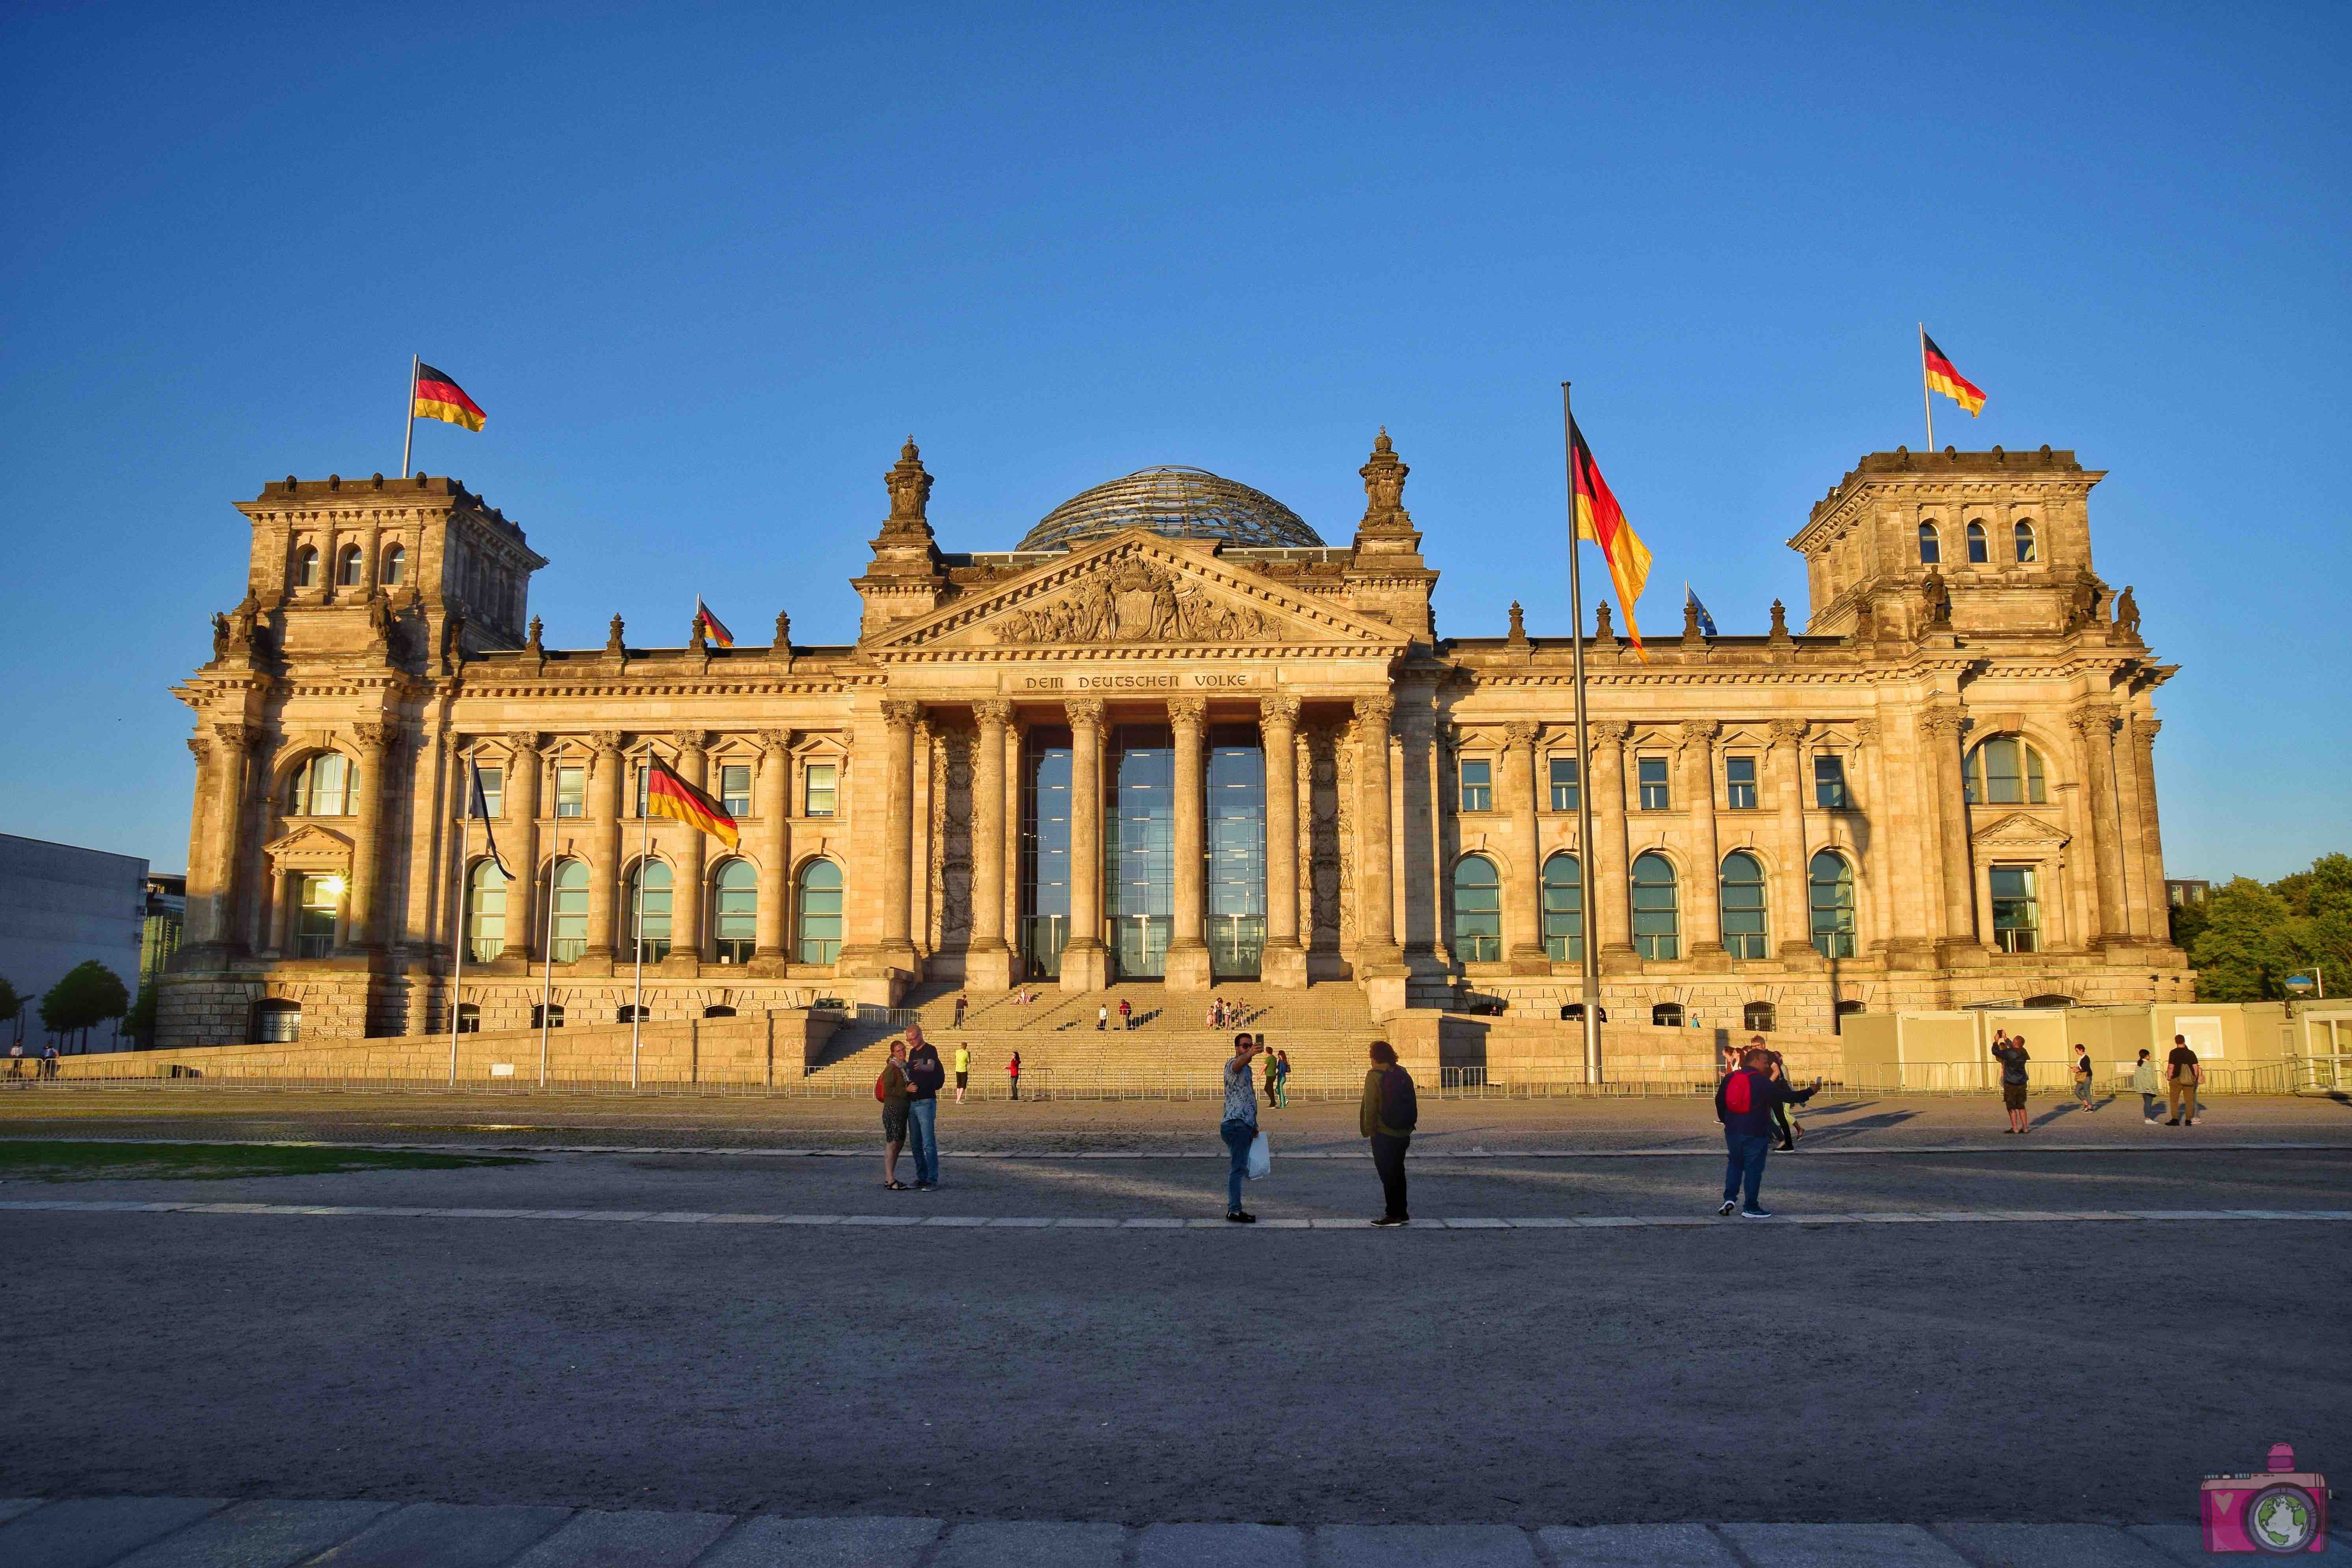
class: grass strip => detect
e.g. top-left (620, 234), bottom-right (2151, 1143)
top-left (0, 1140), bottom-right (535, 1183)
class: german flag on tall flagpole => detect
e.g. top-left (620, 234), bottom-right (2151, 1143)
top-left (1569, 418), bottom-right (1654, 661)
top-left (1920, 329), bottom-right (1986, 417)
top-left (644, 754), bottom-right (740, 848)
top-left (413, 363), bottom-right (488, 431)
top-left (694, 596), bottom-right (735, 648)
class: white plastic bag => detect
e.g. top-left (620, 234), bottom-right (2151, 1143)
top-left (1246, 1130), bottom-right (1271, 1179)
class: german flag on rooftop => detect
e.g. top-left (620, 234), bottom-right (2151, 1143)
top-left (1920, 332), bottom-right (1986, 417)
top-left (1570, 418), bottom-right (1653, 662)
top-left (413, 363), bottom-right (487, 432)
top-left (644, 755), bottom-right (739, 848)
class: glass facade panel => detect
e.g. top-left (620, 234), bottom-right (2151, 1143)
top-left (1020, 731), bottom-right (1072, 979)
top-left (798, 860), bottom-right (843, 964)
top-left (1719, 852), bottom-right (1768, 959)
top-left (1990, 865), bottom-right (2039, 952)
top-left (1453, 856), bottom-right (1501, 962)
top-left (1810, 850), bottom-right (1857, 958)
top-left (1725, 755), bottom-right (1757, 810)
top-left (1630, 852), bottom-right (1679, 960)
top-left (1206, 726), bottom-right (1266, 980)
top-left (713, 858), bottom-right (757, 963)
top-left (1967, 519), bottom-right (1989, 562)
top-left (549, 859), bottom-right (588, 961)
top-left (1106, 725), bottom-right (1175, 979)
top-left (1541, 852), bottom-right (1583, 962)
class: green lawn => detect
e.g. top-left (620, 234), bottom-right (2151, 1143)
top-left (0, 1140), bottom-right (535, 1182)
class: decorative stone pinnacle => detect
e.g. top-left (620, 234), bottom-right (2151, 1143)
top-left (1357, 428), bottom-right (1411, 529)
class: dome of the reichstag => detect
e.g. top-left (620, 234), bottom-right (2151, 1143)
top-left (1015, 465), bottom-right (1325, 552)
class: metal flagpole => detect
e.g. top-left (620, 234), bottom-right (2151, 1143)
top-left (631, 777), bottom-right (648, 1089)
top-left (401, 355), bottom-right (419, 478)
top-left (539, 838), bottom-right (564, 1087)
top-left (1918, 324), bottom-right (1935, 451)
top-left (449, 759), bottom-right (469, 1086)
top-left (1561, 382), bottom-right (1604, 1086)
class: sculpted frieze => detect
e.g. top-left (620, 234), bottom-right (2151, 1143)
top-left (993, 558), bottom-right (1270, 646)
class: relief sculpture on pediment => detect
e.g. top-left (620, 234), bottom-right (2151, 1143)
top-left (993, 558), bottom-right (1271, 645)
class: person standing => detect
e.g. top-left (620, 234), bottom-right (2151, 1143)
top-left (1097, 1003), bottom-right (1108, 1032)
top-left (1118, 997), bottom-right (1133, 1031)
top-left (1263, 1042), bottom-right (1280, 1107)
top-left (2072, 1044), bottom-right (2097, 1111)
top-left (5, 1042), bottom-right (22, 1080)
top-left (1360, 1040), bottom-right (1416, 1226)
top-left (1221, 1033), bottom-right (1265, 1222)
top-left (2165, 1034), bottom-right (2201, 1125)
top-left (1715, 1047), bottom-right (1819, 1218)
top-left (1274, 1048), bottom-right (1291, 1109)
top-left (41, 1043), bottom-right (59, 1080)
top-left (953, 1041), bottom-right (972, 1105)
top-left (1763, 1045), bottom-right (1799, 1151)
top-left (2131, 1048), bottom-right (2163, 1123)
top-left (904, 1028), bottom-right (945, 1190)
top-left (953, 992), bottom-right (968, 1028)
top-left (1991, 1030), bottom-right (2031, 1134)
top-left (1007, 1049), bottom-right (1022, 1101)
top-left (878, 1040), bottom-right (913, 1190)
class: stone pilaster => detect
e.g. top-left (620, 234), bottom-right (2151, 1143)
top-left (1920, 708), bottom-right (1981, 963)
top-left (1352, 696), bottom-right (1404, 991)
top-left (346, 722), bottom-right (396, 950)
top-left (1258, 694), bottom-right (1307, 988)
top-left (1165, 696), bottom-right (1211, 991)
top-left (1061, 698), bottom-right (1110, 990)
top-left (1682, 720), bottom-right (1728, 967)
top-left (1588, 720), bottom-right (1636, 971)
top-left (1767, 720), bottom-right (1814, 962)
top-left (2072, 707), bottom-right (2131, 948)
top-left (967, 701), bottom-right (1015, 990)
top-left (665, 732), bottom-right (711, 972)
top-left (508, 734), bottom-right (544, 961)
top-left (585, 731), bottom-right (625, 972)
top-left (752, 731), bottom-right (793, 971)
top-left (1501, 720), bottom-right (1546, 971)
top-left (878, 700), bottom-right (923, 965)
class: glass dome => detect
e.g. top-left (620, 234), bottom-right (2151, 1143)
top-left (1016, 465), bottom-right (1324, 552)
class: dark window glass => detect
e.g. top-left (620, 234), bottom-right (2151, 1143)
top-left (1966, 520), bottom-right (1989, 563)
top-left (1744, 1001), bottom-right (1776, 1032)
top-left (798, 860), bottom-right (844, 964)
top-left (1810, 851), bottom-right (1857, 959)
top-left (1725, 755), bottom-right (1757, 810)
top-left (1638, 757), bottom-right (1670, 811)
top-left (629, 861), bottom-right (672, 962)
top-left (1918, 523), bottom-right (1941, 564)
top-left (1814, 755), bottom-right (1848, 809)
top-left (720, 764), bottom-right (752, 820)
top-left (1459, 758), bottom-right (1492, 812)
top-left (1020, 732), bottom-right (1072, 980)
top-left (1652, 1002), bottom-right (1684, 1028)
top-left (549, 859), bottom-right (588, 961)
top-left (1453, 855), bottom-right (1502, 963)
top-left (1548, 757), bottom-right (1579, 811)
top-left (713, 858), bottom-right (757, 963)
top-left (1719, 852), bottom-right (1768, 959)
top-left (1541, 853), bottom-right (1583, 962)
top-left (1630, 852), bottom-right (1679, 960)
top-left (1106, 726), bottom-right (1175, 980)
top-left (2013, 520), bottom-right (2036, 563)
top-left (1206, 731), bottom-right (1266, 980)
top-left (1990, 865), bottom-right (2039, 952)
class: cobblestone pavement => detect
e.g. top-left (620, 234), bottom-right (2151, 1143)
top-left (2, 1497), bottom-right (2346, 1567)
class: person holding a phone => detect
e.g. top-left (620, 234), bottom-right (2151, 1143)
top-left (1220, 1033), bottom-right (1265, 1223)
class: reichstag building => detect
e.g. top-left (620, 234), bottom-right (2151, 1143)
top-left (160, 431), bottom-right (2188, 1046)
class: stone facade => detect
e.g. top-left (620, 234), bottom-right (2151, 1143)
top-left (158, 437), bottom-right (2187, 1048)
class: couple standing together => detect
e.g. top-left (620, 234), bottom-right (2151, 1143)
top-left (877, 1024), bottom-right (945, 1190)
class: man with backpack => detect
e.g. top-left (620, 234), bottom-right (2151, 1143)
top-left (1360, 1040), bottom-right (1417, 1226)
top-left (1716, 1046), bottom-right (1818, 1218)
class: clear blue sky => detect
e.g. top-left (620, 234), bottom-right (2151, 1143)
top-left (3, 2), bottom-right (2344, 882)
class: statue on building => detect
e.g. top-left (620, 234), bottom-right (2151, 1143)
top-left (883, 437), bottom-right (934, 531)
top-left (772, 609), bottom-right (791, 650)
top-left (2114, 584), bottom-right (2141, 638)
top-left (1769, 598), bottom-right (1790, 640)
top-left (1358, 426), bottom-right (1411, 530)
top-left (210, 612), bottom-right (230, 660)
top-left (1508, 600), bottom-right (1528, 645)
top-left (605, 613), bottom-right (626, 655)
top-left (366, 590), bottom-right (395, 646)
top-left (2067, 575), bottom-right (2101, 631)
top-left (1594, 600), bottom-right (1615, 643)
top-left (688, 609), bottom-right (708, 652)
top-left (526, 615), bottom-right (544, 656)
top-left (1920, 567), bottom-right (1952, 628)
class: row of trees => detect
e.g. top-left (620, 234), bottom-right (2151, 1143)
top-left (0, 962), bottom-right (134, 1053)
top-left (2171, 853), bottom-right (2352, 1002)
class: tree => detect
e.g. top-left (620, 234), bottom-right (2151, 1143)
top-left (38, 961), bottom-right (131, 1053)
top-left (125, 985), bottom-right (159, 1049)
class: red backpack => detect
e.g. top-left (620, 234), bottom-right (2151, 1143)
top-left (1725, 1071), bottom-right (1753, 1114)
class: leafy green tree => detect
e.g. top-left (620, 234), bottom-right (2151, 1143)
top-left (0, 975), bottom-right (19, 1028)
top-left (2188, 878), bottom-right (2302, 1001)
top-left (38, 961), bottom-right (131, 1053)
top-left (125, 985), bottom-right (159, 1049)
top-left (2287, 853), bottom-right (2352, 995)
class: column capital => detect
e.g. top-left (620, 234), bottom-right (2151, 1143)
top-left (1259, 693), bottom-right (1302, 726)
top-left (1919, 707), bottom-right (1965, 741)
top-left (590, 729), bottom-right (627, 755)
top-left (350, 721), bottom-right (399, 754)
top-left (1853, 717), bottom-right (1881, 746)
top-left (508, 730), bottom-right (549, 757)
top-left (1167, 695), bottom-right (1208, 727)
top-left (208, 721), bottom-right (259, 753)
top-left (1766, 718), bottom-right (1809, 749)
top-left (1588, 719), bottom-right (1632, 748)
top-left (972, 699), bottom-right (1015, 729)
top-left (2128, 715), bottom-right (2160, 750)
top-left (673, 729), bottom-right (712, 758)
top-left (2069, 707), bottom-right (2119, 741)
top-left (1502, 720), bottom-right (1541, 751)
top-left (1352, 694), bottom-right (1394, 735)
top-left (1675, 719), bottom-right (1718, 751)
top-left (758, 728), bottom-right (796, 757)
top-left (880, 698), bottom-right (925, 730)
top-left (1064, 696), bottom-right (1106, 730)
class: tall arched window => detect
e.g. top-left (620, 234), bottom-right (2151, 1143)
top-left (336, 544), bottom-right (364, 586)
top-left (1965, 520), bottom-right (1989, 563)
top-left (797, 859), bottom-right (843, 965)
top-left (1963, 737), bottom-right (2048, 804)
top-left (294, 545), bottom-right (320, 587)
top-left (1809, 851), bottom-right (1857, 959)
top-left (1917, 521), bottom-right (1941, 564)
top-left (1630, 852), bottom-right (1679, 961)
top-left (629, 861), bottom-right (672, 963)
top-left (467, 859), bottom-right (507, 962)
top-left (382, 543), bottom-right (406, 586)
top-left (2013, 519), bottom-right (2037, 563)
top-left (1541, 852), bottom-right (1583, 962)
top-left (712, 858), bottom-right (757, 964)
top-left (289, 753), bottom-right (350, 816)
top-left (1452, 855), bottom-right (1502, 962)
top-left (1719, 851), bottom-right (1768, 960)
top-left (549, 859), bottom-right (588, 962)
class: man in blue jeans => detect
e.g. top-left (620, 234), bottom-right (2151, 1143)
top-left (1220, 1033), bottom-right (1265, 1222)
top-left (1716, 1046), bottom-right (1818, 1218)
top-left (902, 1025), bottom-right (946, 1190)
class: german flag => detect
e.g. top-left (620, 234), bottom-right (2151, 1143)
top-left (1920, 332), bottom-right (1986, 417)
top-left (644, 755), bottom-right (739, 848)
top-left (1570, 418), bottom-right (1653, 661)
top-left (694, 596), bottom-right (735, 648)
top-left (413, 363), bottom-right (487, 432)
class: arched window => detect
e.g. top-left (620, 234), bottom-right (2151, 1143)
top-left (289, 752), bottom-right (350, 816)
top-left (1917, 522), bottom-right (1941, 565)
top-left (1651, 1001), bottom-right (1684, 1028)
top-left (549, 859), bottom-right (588, 962)
top-left (1809, 851), bottom-right (1857, 959)
top-left (618, 1004), bottom-right (650, 1023)
top-left (532, 1002), bottom-right (565, 1029)
top-left (467, 859), bottom-right (507, 962)
top-left (702, 1004), bottom-right (737, 1018)
top-left (1452, 855), bottom-right (1502, 963)
top-left (2013, 519), bottom-right (2037, 563)
top-left (294, 544), bottom-right (320, 587)
top-left (1963, 737), bottom-right (2048, 805)
top-left (336, 544), bottom-right (364, 586)
top-left (1719, 852), bottom-right (1768, 960)
top-left (1965, 520), bottom-right (1989, 563)
top-left (455, 1002), bottom-right (480, 1034)
top-left (712, 858), bottom-right (757, 964)
top-left (382, 543), bottom-right (406, 586)
top-left (1630, 852), bottom-right (1679, 961)
top-left (1744, 1001), bottom-right (1776, 1032)
top-left (254, 998), bottom-right (301, 1042)
top-left (628, 861), bottom-right (672, 963)
top-left (1541, 853), bottom-right (1583, 962)
top-left (797, 859), bottom-right (844, 965)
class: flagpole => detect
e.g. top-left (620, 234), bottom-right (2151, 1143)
top-left (1918, 324), bottom-right (1935, 451)
top-left (449, 759), bottom-right (468, 1087)
top-left (401, 355), bottom-right (419, 478)
top-left (1561, 382), bottom-right (1604, 1087)
top-left (631, 779), bottom-right (648, 1090)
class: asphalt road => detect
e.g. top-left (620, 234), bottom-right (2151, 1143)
top-left (2, 1140), bottom-right (2345, 1527)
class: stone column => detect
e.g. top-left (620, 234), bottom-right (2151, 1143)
top-left (1589, 720), bottom-right (1636, 967)
top-left (586, 731), bottom-right (625, 969)
top-left (198, 723), bottom-right (257, 952)
top-left (1003, 716), bottom-right (1024, 971)
top-left (1353, 696), bottom-right (1403, 977)
top-left (2129, 716), bottom-right (2171, 947)
top-left (754, 731), bottom-right (793, 969)
top-left (1163, 697), bottom-right (1211, 991)
top-left (345, 722), bottom-right (396, 949)
top-left (2072, 708), bottom-right (2131, 948)
top-left (1854, 718), bottom-right (1895, 959)
top-left (1682, 720), bottom-right (1727, 965)
top-left (665, 732), bottom-right (710, 970)
top-left (1767, 720), bottom-right (1815, 961)
top-left (1258, 694), bottom-right (1306, 988)
top-left (508, 734), bottom-right (544, 960)
top-left (1501, 720), bottom-right (1545, 971)
top-left (968, 702), bottom-right (1015, 989)
top-left (1920, 708), bottom-right (1978, 960)
top-left (879, 700), bottom-right (923, 965)
top-left (1061, 697), bottom-right (1110, 990)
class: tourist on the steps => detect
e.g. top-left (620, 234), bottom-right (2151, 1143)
top-left (878, 1039), bottom-right (912, 1191)
top-left (1097, 1004), bottom-right (1108, 1031)
top-left (904, 1027), bottom-right (945, 1191)
top-left (1263, 1040), bottom-right (1279, 1106)
top-left (953, 992), bottom-right (968, 1028)
top-left (1007, 1050), bottom-right (1022, 1100)
top-left (1221, 1033), bottom-right (1266, 1223)
top-left (1360, 1040), bottom-right (1416, 1226)
top-left (1119, 997), bottom-right (1133, 1030)
top-left (954, 1041), bottom-right (972, 1104)
top-left (1274, 1048), bottom-right (1291, 1109)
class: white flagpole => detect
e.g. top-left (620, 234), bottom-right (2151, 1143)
top-left (402, 355), bottom-right (419, 478)
top-left (631, 773), bottom-right (648, 1089)
top-left (449, 758), bottom-right (469, 1087)
top-left (1561, 382), bottom-right (1603, 1087)
top-left (1918, 324), bottom-right (1935, 452)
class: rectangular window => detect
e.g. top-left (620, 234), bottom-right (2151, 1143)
top-left (805, 763), bottom-right (837, 817)
top-left (555, 765), bottom-right (585, 818)
top-left (1814, 755), bottom-right (1848, 809)
top-left (473, 765), bottom-right (503, 820)
top-left (1548, 756), bottom-right (1579, 812)
top-left (1725, 755), bottom-right (1757, 810)
top-left (295, 874), bottom-right (339, 959)
top-left (720, 764), bottom-right (752, 820)
top-left (1637, 757), bottom-right (1670, 811)
top-left (633, 764), bottom-right (648, 818)
top-left (1458, 758), bottom-right (1492, 813)
top-left (1990, 865), bottom-right (2041, 953)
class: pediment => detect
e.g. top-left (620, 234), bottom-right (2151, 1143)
top-left (263, 823), bottom-right (355, 869)
top-left (1971, 810), bottom-right (2071, 849)
top-left (866, 530), bottom-right (1407, 658)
